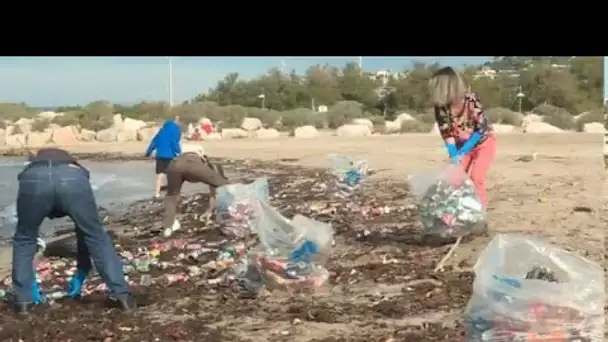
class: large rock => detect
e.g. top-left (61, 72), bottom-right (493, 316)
top-left (79, 129), bottom-right (96, 142)
top-left (395, 113), bottom-right (416, 122)
top-left (38, 111), bottom-right (63, 120)
top-left (351, 118), bottom-right (374, 132)
top-left (51, 126), bottom-right (78, 145)
top-left (117, 129), bottom-right (138, 142)
top-left (336, 124), bottom-right (372, 137)
top-left (123, 117), bottom-right (146, 132)
top-left (14, 117), bottom-right (33, 126)
top-left (26, 131), bottom-right (51, 146)
top-left (221, 128), bottom-right (248, 139)
top-left (255, 128), bottom-right (280, 139)
top-left (241, 117), bottom-right (262, 131)
top-left (385, 120), bottom-right (401, 134)
top-left (137, 126), bottom-right (159, 142)
top-left (14, 118), bottom-right (33, 134)
top-left (294, 125), bottom-right (319, 139)
top-left (523, 121), bottom-right (563, 134)
top-left (96, 128), bottom-right (118, 142)
top-left (6, 134), bottom-right (26, 148)
top-left (112, 113), bottom-right (123, 130)
top-left (583, 122), bottom-right (605, 133)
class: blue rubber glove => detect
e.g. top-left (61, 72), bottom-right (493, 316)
top-left (457, 132), bottom-right (482, 157)
top-left (446, 143), bottom-right (459, 164)
top-left (289, 240), bottom-right (320, 264)
top-left (66, 268), bottom-right (89, 298)
top-left (32, 281), bottom-right (45, 304)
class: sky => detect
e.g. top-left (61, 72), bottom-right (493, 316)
top-left (604, 57), bottom-right (608, 98)
top-left (0, 56), bottom-right (493, 107)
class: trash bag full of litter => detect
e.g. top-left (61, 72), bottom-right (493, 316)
top-left (407, 164), bottom-right (485, 238)
top-left (464, 234), bottom-right (604, 342)
top-left (235, 201), bottom-right (333, 295)
top-left (215, 177), bottom-right (269, 238)
top-left (328, 154), bottom-right (368, 198)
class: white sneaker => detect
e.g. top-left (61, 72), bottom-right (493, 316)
top-left (163, 219), bottom-right (181, 237)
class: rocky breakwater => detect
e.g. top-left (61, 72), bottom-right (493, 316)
top-left (186, 116), bottom-right (380, 142)
top-left (0, 112), bottom-right (161, 148)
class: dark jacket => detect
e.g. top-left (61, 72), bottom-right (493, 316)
top-left (145, 120), bottom-right (182, 160)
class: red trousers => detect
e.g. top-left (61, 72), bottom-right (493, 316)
top-left (459, 135), bottom-right (496, 207)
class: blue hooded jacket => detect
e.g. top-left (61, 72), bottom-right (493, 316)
top-left (145, 120), bottom-right (181, 160)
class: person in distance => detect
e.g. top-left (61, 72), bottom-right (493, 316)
top-left (145, 116), bottom-right (182, 199)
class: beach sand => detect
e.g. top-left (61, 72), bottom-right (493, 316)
top-left (0, 133), bottom-right (604, 341)
top-left (0, 134), bottom-right (604, 276)
top-left (3, 133), bottom-right (602, 257)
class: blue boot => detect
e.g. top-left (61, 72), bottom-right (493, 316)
top-left (66, 268), bottom-right (89, 298)
top-left (32, 281), bottom-right (45, 304)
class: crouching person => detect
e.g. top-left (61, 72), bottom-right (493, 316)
top-left (11, 148), bottom-right (137, 314)
top-left (162, 144), bottom-right (229, 237)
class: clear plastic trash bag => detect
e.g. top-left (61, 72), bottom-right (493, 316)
top-left (328, 154), bottom-right (368, 198)
top-left (215, 177), bottom-right (269, 238)
top-left (464, 234), bottom-right (604, 342)
top-left (235, 201), bottom-right (333, 294)
top-left (407, 164), bottom-right (485, 238)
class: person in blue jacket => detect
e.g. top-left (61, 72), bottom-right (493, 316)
top-left (145, 117), bottom-right (182, 199)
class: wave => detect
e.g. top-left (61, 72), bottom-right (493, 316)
top-left (0, 173), bottom-right (148, 224)
top-left (0, 160), bottom-right (28, 168)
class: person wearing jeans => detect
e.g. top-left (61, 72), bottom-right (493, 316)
top-left (428, 67), bottom-right (497, 208)
top-left (11, 148), bottom-right (136, 314)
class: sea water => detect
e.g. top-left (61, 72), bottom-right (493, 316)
top-left (0, 157), bottom-right (220, 240)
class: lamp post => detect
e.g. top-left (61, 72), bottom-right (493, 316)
top-left (516, 85), bottom-right (525, 113)
top-left (167, 56), bottom-right (174, 108)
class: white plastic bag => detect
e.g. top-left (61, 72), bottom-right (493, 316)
top-left (407, 164), bottom-right (485, 238)
top-left (215, 177), bottom-right (269, 238)
top-left (464, 234), bottom-right (604, 342)
top-left (328, 154), bottom-right (368, 198)
top-left (239, 201), bottom-right (333, 292)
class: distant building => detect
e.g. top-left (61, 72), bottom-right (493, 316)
top-left (473, 67), bottom-right (497, 80)
top-left (367, 70), bottom-right (407, 85)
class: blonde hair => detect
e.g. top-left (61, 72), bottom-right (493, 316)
top-left (428, 67), bottom-right (469, 107)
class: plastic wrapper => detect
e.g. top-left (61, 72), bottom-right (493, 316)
top-left (235, 201), bottom-right (333, 296)
top-left (215, 177), bottom-right (269, 238)
top-left (328, 154), bottom-right (368, 198)
top-left (407, 164), bottom-right (485, 238)
top-left (464, 234), bottom-right (604, 342)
